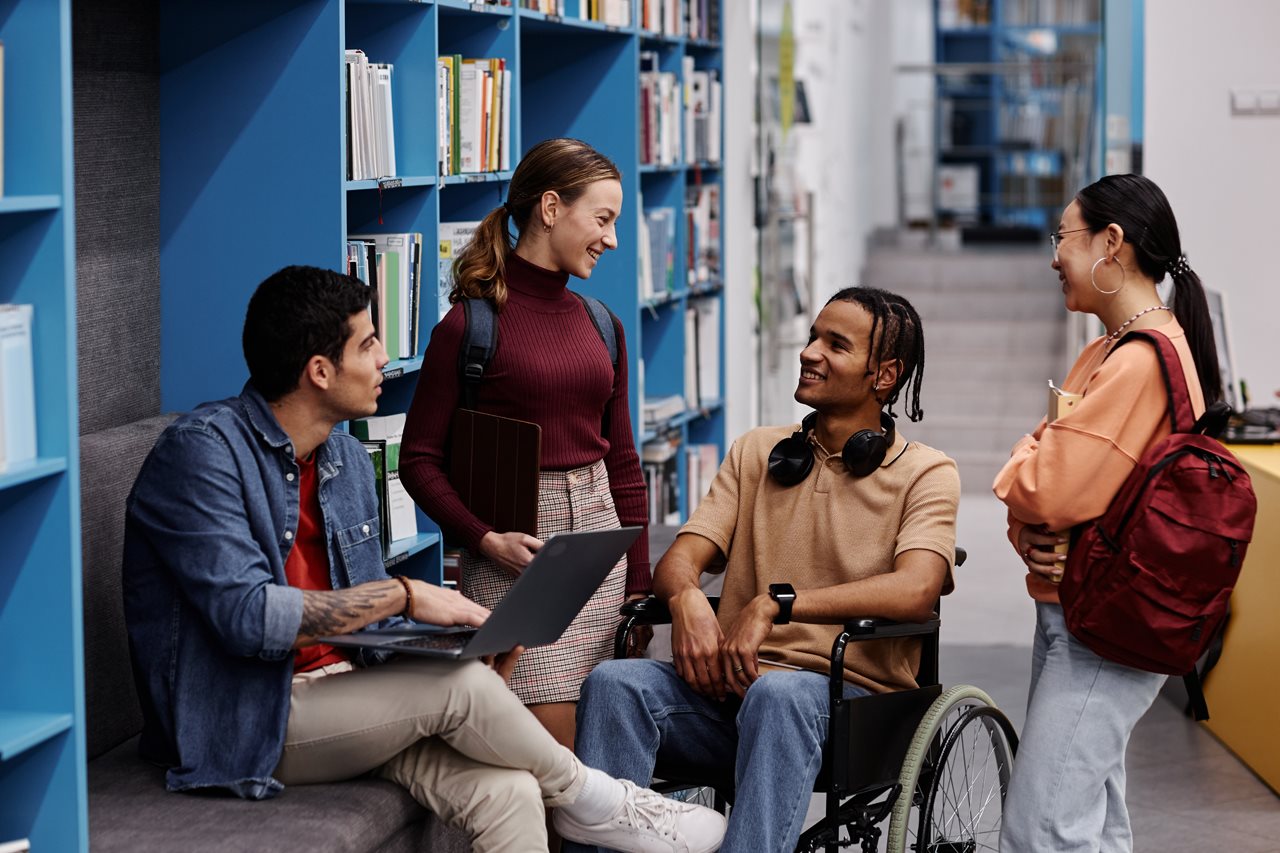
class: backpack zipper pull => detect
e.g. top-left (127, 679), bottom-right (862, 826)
top-left (1230, 540), bottom-right (1240, 568)
top-left (1207, 458), bottom-right (1219, 479)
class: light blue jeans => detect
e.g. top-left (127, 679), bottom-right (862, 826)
top-left (568, 658), bottom-right (869, 853)
top-left (1000, 603), bottom-right (1166, 853)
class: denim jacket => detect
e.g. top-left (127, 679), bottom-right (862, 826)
top-left (123, 383), bottom-right (400, 798)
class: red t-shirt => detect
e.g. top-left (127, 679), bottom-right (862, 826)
top-left (286, 453), bottom-right (350, 673)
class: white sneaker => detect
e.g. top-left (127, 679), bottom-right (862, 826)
top-left (553, 779), bottom-right (727, 853)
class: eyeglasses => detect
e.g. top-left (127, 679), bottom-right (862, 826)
top-left (1049, 227), bottom-right (1090, 259)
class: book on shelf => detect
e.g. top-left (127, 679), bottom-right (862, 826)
top-left (692, 296), bottom-right (720, 406)
top-left (685, 0), bottom-right (719, 41)
top-left (438, 220), bottom-right (482, 320)
top-left (684, 442), bottom-right (720, 516)
top-left (683, 59), bottom-right (721, 165)
top-left (640, 0), bottom-right (683, 36)
top-left (641, 438), bottom-right (680, 525)
top-left (0, 304), bottom-right (37, 473)
top-left (344, 50), bottom-right (397, 181)
top-left (686, 183), bottom-right (720, 287)
top-left (442, 548), bottom-right (462, 588)
top-left (683, 307), bottom-right (699, 409)
top-left (0, 839), bottom-right (31, 853)
top-left (643, 394), bottom-right (685, 430)
top-left (352, 413), bottom-right (419, 546)
top-left (349, 232), bottom-right (423, 360)
top-left (637, 205), bottom-right (675, 300)
top-left (360, 441), bottom-right (392, 553)
top-left (639, 51), bottom-right (681, 166)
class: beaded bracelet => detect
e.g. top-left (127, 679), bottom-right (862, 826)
top-left (394, 575), bottom-right (414, 619)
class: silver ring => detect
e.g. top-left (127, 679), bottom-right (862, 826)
top-left (732, 665), bottom-right (744, 673)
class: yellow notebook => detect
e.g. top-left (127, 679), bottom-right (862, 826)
top-left (1048, 380), bottom-right (1083, 423)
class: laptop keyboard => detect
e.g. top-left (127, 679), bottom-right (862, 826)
top-left (395, 631), bottom-right (476, 652)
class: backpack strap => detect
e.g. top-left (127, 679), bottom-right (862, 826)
top-left (570, 290), bottom-right (620, 371)
top-left (1183, 670), bottom-right (1210, 722)
top-left (1110, 330), bottom-right (1196, 434)
top-left (458, 298), bottom-right (498, 411)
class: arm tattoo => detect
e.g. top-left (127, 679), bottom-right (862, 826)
top-left (299, 581), bottom-right (399, 641)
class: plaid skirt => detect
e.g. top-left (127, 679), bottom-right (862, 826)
top-left (461, 459), bottom-right (627, 704)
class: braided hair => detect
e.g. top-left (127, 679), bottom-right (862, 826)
top-left (825, 286), bottom-right (926, 422)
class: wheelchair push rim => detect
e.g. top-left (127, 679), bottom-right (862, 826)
top-left (886, 685), bottom-right (1019, 853)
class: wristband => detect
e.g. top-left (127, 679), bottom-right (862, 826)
top-left (394, 575), bottom-right (414, 619)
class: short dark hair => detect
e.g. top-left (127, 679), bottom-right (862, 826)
top-left (825, 286), bottom-right (926, 422)
top-left (242, 265), bottom-right (372, 401)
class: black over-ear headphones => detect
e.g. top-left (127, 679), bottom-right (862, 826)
top-left (767, 411), bottom-right (896, 486)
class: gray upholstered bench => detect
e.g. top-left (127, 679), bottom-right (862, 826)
top-left (81, 416), bottom-right (470, 852)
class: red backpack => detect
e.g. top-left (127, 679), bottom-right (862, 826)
top-left (1058, 330), bottom-right (1257, 718)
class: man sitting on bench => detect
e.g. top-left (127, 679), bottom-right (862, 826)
top-left (122, 265), bottom-right (726, 853)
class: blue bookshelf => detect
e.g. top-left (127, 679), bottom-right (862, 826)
top-left (0, 1), bottom-right (85, 850)
top-left (154, 0), bottom-right (724, 585)
top-left (934, 0), bottom-right (1102, 230)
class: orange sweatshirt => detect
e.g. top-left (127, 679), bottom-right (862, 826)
top-left (993, 318), bottom-right (1205, 603)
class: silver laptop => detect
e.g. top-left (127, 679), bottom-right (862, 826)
top-left (319, 527), bottom-right (641, 659)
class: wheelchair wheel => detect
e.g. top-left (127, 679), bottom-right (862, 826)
top-left (885, 685), bottom-right (1018, 853)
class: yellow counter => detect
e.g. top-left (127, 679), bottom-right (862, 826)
top-left (1203, 444), bottom-right (1280, 793)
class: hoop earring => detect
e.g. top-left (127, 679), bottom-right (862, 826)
top-left (1091, 257), bottom-right (1125, 295)
top-left (543, 222), bottom-right (553, 234)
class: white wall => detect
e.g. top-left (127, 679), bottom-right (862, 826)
top-left (1144, 1), bottom-right (1280, 403)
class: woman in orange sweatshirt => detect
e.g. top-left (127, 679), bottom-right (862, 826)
top-left (993, 174), bottom-right (1222, 853)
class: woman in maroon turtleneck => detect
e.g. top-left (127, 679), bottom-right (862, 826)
top-left (401, 139), bottom-right (649, 754)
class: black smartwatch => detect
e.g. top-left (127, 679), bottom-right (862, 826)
top-left (768, 583), bottom-right (796, 625)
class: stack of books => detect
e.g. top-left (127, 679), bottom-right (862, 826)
top-left (638, 205), bottom-right (676, 301)
top-left (641, 438), bottom-right (680, 525)
top-left (640, 0), bottom-right (683, 35)
top-left (0, 305), bottom-right (36, 472)
top-left (437, 56), bottom-right (512, 176)
top-left (346, 233), bottom-right (424, 360)
top-left (683, 297), bottom-right (720, 407)
top-left (640, 52), bottom-right (682, 167)
top-left (685, 183), bottom-right (720, 286)
top-left (437, 220), bottom-right (482, 320)
top-left (643, 394), bottom-right (686, 432)
top-left (351, 413), bottom-right (419, 551)
top-left (686, 0), bottom-right (720, 42)
top-left (344, 50), bottom-right (397, 181)
top-left (684, 443), bottom-right (720, 516)
top-left (683, 59), bottom-right (722, 165)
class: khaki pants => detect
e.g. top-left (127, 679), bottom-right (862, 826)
top-left (274, 656), bottom-right (586, 852)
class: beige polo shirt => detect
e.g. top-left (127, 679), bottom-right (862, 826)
top-left (680, 423), bottom-right (960, 693)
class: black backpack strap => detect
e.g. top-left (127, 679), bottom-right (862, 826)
top-left (1183, 670), bottom-right (1210, 722)
top-left (570, 290), bottom-right (619, 371)
top-left (1111, 330), bottom-right (1196, 434)
top-left (458, 298), bottom-right (498, 410)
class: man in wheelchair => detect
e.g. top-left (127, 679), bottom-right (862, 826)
top-left (569, 287), bottom-right (962, 852)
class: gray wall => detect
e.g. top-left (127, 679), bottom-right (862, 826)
top-left (74, 0), bottom-right (161, 434)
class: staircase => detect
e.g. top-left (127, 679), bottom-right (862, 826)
top-left (861, 234), bottom-right (1069, 492)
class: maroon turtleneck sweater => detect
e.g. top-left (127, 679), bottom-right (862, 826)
top-left (401, 251), bottom-right (651, 593)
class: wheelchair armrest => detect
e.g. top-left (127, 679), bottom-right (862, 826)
top-left (842, 615), bottom-right (940, 640)
top-left (619, 595), bottom-right (721, 624)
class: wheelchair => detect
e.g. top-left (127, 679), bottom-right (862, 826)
top-left (613, 549), bottom-right (1019, 853)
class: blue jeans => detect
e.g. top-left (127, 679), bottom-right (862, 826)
top-left (1000, 603), bottom-right (1166, 853)
top-left (569, 658), bottom-right (870, 853)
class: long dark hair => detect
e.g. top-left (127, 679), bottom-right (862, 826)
top-left (825, 286), bottom-right (926, 422)
top-left (1075, 174), bottom-right (1223, 405)
top-left (451, 138), bottom-right (621, 311)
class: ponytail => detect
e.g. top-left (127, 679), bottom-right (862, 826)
top-left (1168, 266), bottom-right (1224, 406)
top-left (1076, 174), bottom-right (1224, 405)
top-left (449, 205), bottom-right (514, 310)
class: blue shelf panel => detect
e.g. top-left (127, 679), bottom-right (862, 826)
top-left (438, 0), bottom-right (513, 15)
top-left (685, 38), bottom-right (721, 51)
top-left (0, 457), bottom-right (67, 492)
top-left (439, 170), bottom-right (514, 186)
top-left (0, 195), bottom-right (62, 215)
top-left (638, 30), bottom-right (683, 45)
top-left (345, 176), bottom-right (437, 192)
top-left (385, 531), bottom-right (442, 569)
top-left (517, 8), bottom-right (633, 34)
top-left (381, 355), bottom-right (424, 380)
top-left (0, 711), bottom-right (73, 761)
top-left (687, 160), bottom-right (720, 172)
top-left (639, 162), bottom-right (684, 174)
top-left (641, 289), bottom-right (685, 311)
top-left (938, 27), bottom-right (993, 36)
top-left (640, 399), bottom-right (724, 443)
